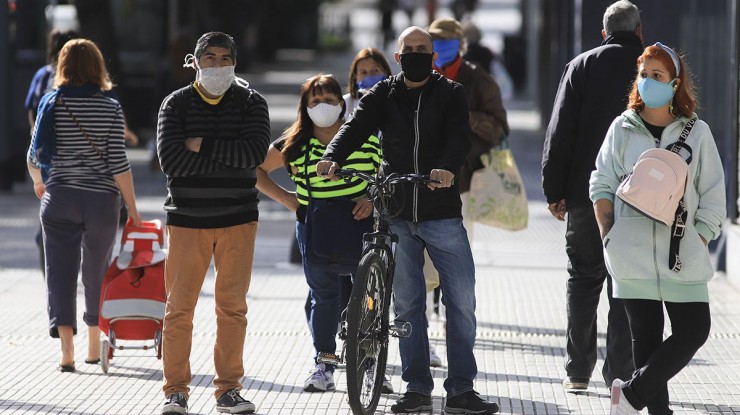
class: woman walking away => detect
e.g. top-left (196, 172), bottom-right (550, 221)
top-left (27, 38), bottom-right (141, 373)
top-left (590, 42), bottom-right (725, 415)
top-left (256, 74), bottom-right (381, 392)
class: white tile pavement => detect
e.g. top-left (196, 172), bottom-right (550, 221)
top-left (1, 202), bottom-right (739, 414)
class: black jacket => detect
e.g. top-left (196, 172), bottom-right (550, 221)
top-left (324, 72), bottom-right (471, 222)
top-left (541, 32), bottom-right (643, 207)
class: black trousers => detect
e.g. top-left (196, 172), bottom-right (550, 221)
top-left (622, 300), bottom-right (710, 415)
top-left (564, 204), bottom-right (633, 384)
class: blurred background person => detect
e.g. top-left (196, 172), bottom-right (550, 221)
top-left (462, 21), bottom-right (513, 102)
top-left (344, 47), bottom-right (393, 112)
top-left (26, 38), bottom-right (141, 373)
top-left (427, 18), bottom-right (509, 365)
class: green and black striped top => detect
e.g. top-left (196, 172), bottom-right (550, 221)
top-left (275, 135), bottom-right (381, 220)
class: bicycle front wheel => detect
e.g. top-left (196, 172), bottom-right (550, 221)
top-left (345, 251), bottom-right (390, 415)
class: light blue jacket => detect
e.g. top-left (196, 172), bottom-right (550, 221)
top-left (590, 109), bottom-right (726, 302)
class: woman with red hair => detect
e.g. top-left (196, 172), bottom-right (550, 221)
top-left (27, 39), bottom-right (141, 372)
top-left (590, 43), bottom-right (726, 415)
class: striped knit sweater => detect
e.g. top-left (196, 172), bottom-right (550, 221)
top-left (156, 83), bottom-right (271, 228)
top-left (27, 94), bottom-right (130, 194)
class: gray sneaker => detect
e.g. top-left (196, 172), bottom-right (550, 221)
top-left (216, 389), bottom-right (255, 414)
top-left (303, 363), bottom-right (336, 392)
top-left (162, 392), bottom-right (188, 415)
top-left (382, 374), bottom-right (394, 394)
top-left (429, 345), bottom-right (443, 367)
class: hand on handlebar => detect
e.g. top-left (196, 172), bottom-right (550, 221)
top-left (316, 160), bottom-right (341, 181)
top-left (428, 169), bottom-right (454, 190)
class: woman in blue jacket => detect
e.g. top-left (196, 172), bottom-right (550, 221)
top-left (590, 43), bottom-right (725, 415)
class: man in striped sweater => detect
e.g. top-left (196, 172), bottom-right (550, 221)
top-left (156, 32), bottom-right (270, 415)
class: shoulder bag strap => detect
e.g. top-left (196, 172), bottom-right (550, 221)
top-left (666, 117), bottom-right (697, 164)
top-left (304, 140), bottom-right (312, 200)
top-left (668, 117), bottom-right (697, 273)
top-left (57, 95), bottom-right (108, 163)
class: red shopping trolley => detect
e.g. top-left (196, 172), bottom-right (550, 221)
top-left (98, 218), bottom-right (167, 373)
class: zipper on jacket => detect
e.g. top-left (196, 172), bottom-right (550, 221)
top-left (651, 221), bottom-right (663, 300)
top-left (412, 89), bottom-right (424, 222)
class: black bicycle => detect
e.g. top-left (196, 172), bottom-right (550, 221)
top-left (318, 168), bottom-right (437, 415)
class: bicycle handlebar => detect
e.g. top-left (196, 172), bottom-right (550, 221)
top-left (331, 168), bottom-right (440, 186)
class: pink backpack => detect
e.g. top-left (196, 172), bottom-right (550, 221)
top-left (616, 117), bottom-right (696, 271)
top-left (616, 147), bottom-right (689, 226)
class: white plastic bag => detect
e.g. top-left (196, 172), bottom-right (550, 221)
top-left (467, 139), bottom-right (528, 230)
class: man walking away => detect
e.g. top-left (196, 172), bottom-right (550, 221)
top-left (541, 0), bottom-right (642, 391)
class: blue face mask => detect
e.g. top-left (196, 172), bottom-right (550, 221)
top-left (432, 39), bottom-right (461, 68)
top-left (356, 74), bottom-right (386, 92)
top-left (638, 77), bottom-right (676, 108)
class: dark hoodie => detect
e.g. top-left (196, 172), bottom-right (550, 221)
top-left (323, 71), bottom-right (471, 222)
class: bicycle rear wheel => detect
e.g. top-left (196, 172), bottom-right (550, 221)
top-left (345, 251), bottom-right (390, 415)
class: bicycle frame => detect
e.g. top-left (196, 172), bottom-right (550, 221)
top-left (333, 168), bottom-right (436, 415)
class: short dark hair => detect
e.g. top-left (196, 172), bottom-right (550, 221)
top-left (47, 29), bottom-right (79, 64)
top-left (194, 31), bottom-right (237, 62)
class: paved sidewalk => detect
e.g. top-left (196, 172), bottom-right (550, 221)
top-left (2, 1), bottom-right (740, 411)
top-left (2, 145), bottom-right (740, 414)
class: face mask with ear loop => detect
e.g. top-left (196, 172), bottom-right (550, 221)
top-left (184, 53), bottom-right (236, 96)
top-left (638, 42), bottom-right (681, 110)
top-left (307, 102), bottom-right (343, 128)
top-left (637, 77), bottom-right (677, 108)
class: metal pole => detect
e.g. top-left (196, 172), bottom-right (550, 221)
top-left (0, 0), bottom-right (10, 190)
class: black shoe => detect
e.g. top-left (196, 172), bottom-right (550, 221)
top-left (390, 391), bottom-right (432, 413)
top-left (445, 391), bottom-right (499, 414)
top-left (216, 389), bottom-right (255, 414)
top-left (162, 392), bottom-right (188, 415)
top-left (57, 362), bottom-right (75, 373)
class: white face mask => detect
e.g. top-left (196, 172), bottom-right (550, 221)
top-left (307, 102), bottom-right (343, 128)
top-left (197, 65), bottom-right (235, 96)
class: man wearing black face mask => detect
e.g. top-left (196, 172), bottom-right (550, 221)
top-left (317, 27), bottom-right (499, 414)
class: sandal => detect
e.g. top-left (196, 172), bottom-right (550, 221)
top-left (85, 359), bottom-right (100, 365)
top-left (57, 362), bottom-right (75, 373)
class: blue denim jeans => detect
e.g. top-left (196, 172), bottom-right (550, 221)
top-left (389, 218), bottom-right (477, 397)
top-left (296, 221), bottom-right (341, 371)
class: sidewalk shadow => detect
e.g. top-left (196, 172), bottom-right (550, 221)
top-left (87, 365), bottom-right (162, 381)
top-left (0, 400), bottom-right (108, 415)
top-left (671, 402), bottom-right (740, 414)
top-left (475, 321), bottom-right (568, 337)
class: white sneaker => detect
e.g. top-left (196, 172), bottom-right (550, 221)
top-left (303, 363), bottom-right (336, 392)
top-left (429, 345), bottom-right (443, 367)
top-left (610, 379), bottom-right (639, 415)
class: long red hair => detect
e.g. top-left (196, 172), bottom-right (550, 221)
top-left (627, 45), bottom-right (697, 118)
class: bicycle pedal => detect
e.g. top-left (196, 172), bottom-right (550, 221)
top-left (316, 352), bottom-right (340, 366)
top-left (389, 320), bottom-right (412, 338)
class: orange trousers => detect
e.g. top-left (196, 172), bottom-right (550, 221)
top-left (162, 222), bottom-right (257, 399)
